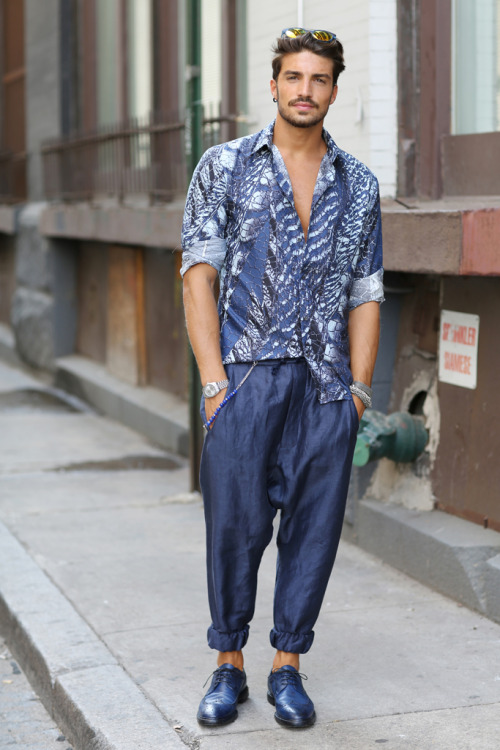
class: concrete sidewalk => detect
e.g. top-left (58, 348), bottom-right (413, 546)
top-left (0, 358), bottom-right (499, 750)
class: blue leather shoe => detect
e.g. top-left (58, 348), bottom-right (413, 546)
top-left (197, 664), bottom-right (249, 727)
top-left (267, 665), bottom-right (316, 728)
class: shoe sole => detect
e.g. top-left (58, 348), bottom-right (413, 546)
top-left (197, 686), bottom-right (249, 727)
top-left (267, 692), bottom-right (316, 728)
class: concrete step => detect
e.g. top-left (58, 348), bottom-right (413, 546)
top-left (344, 498), bottom-right (500, 626)
top-left (55, 354), bottom-right (189, 458)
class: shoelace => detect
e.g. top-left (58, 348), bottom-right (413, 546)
top-left (272, 669), bottom-right (309, 688)
top-left (202, 666), bottom-right (238, 688)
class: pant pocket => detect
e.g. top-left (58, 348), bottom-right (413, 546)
top-left (202, 367), bottom-right (236, 433)
top-left (349, 396), bottom-right (360, 430)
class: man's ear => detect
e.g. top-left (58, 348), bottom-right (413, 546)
top-left (270, 78), bottom-right (278, 100)
top-left (330, 84), bottom-right (338, 105)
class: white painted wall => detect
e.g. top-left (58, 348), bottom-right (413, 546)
top-left (246, 1), bottom-right (293, 130)
top-left (368, 0), bottom-right (398, 195)
top-left (202, 0), bottom-right (222, 109)
top-left (308, 0), bottom-right (371, 166)
top-left (246, 0), bottom-right (397, 196)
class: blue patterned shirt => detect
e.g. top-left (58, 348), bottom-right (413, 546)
top-left (181, 121), bottom-right (384, 403)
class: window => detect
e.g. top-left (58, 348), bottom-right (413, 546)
top-left (94, 0), bottom-right (153, 183)
top-left (127, 0), bottom-right (153, 122)
top-left (202, 0), bottom-right (222, 113)
top-left (95, 0), bottom-right (120, 127)
top-left (0, 0), bottom-right (26, 201)
top-left (44, 0), bottom-right (182, 202)
top-left (95, 0), bottom-right (152, 127)
top-left (127, 0), bottom-right (153, 170)
top-left (452, 0), bottom-right (500, 134)
top-left (200, 0), bottom-right (247, 147)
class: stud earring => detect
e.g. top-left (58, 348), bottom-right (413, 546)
top-left (273, 98), bottom-right (277, 103)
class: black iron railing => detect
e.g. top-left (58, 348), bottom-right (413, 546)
top-left (41, 109), bottom-right (242, 204)
top-left (42, 112), bottom-right (186, 203)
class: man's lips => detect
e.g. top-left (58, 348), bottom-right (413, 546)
top-left (290, 100), bottom-right (317, 110)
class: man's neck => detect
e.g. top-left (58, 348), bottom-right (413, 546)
top-left (272, 114), bottom-right (327, 158)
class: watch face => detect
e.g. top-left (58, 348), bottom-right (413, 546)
top-left (204, 383), bottom-right (218, 398)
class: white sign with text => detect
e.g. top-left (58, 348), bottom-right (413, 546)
top-left (439, 310), bottom-right (479, 389)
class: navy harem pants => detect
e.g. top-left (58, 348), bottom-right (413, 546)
top-left (199, 358), bottom-right (359, 655)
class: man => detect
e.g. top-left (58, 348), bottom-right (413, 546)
top-left (181, 28), bottom-right (383, 729)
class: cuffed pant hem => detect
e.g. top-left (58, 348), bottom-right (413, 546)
top-left (270, 628), bottom-right (315, 654)
top-left (207, 624), bottom-right (249, 652)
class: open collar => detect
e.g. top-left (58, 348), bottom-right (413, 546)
top-left (251, 120), bottom-right (340, 162)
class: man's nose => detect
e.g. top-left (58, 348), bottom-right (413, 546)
top-left (297, 78), bottom-right (313, 98)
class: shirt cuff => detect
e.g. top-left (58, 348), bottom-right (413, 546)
top-left (347, 268), bottom-right (385, 310)
top-left (180, 238), bottom-right (227, 277)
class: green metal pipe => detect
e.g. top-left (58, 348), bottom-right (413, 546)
top-left (353, 409), bottom-right (429, 467)
top-left (186, 0), bottom-right (203, 492)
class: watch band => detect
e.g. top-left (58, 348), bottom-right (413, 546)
top-left (202, 379), bottom-right (230, 398)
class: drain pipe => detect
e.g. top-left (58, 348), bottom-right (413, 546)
top-left (186, 0), bottom-right (203, 492)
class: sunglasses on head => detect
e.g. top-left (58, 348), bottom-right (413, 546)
top-left (281, 27), bottom-right (337, 42)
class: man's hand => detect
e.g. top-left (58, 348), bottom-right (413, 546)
top-left (352, 393), bottom-right (365, 423)
top-left (204, 387), bottom-right (228, 427)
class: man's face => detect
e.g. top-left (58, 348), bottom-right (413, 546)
top-left (270, 50), bottom-right (338, 129)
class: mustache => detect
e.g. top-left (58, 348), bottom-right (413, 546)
top-left (288, 97), bottom-right (318, 108)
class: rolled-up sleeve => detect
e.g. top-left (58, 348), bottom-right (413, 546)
top-left (180, 146), bottom-right (229, 277)
top-left (348, 182), bottom-right (384, 310)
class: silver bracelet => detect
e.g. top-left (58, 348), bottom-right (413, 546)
top-left (350, 383), bottom-right (372, 408)
top-left (352, 380), bottom-right (373, 398)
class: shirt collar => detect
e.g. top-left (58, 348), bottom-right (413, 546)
top-left (251, 122), bottom-right (275, 153)
top-left (322, 128), bottom-right (340, 164)
top-left (251, 120), bottom-right (340, 163)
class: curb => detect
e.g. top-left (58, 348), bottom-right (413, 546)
top-left (55, 355), bottom-right (189, 458)
top-left (0, 520), bottom-right (186, 750)
top-left (0, 341), bottom-right (190, 460)
top-left (345, 499), bottom-right (500, 624)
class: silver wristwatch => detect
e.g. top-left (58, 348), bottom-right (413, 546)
top-left (202, 379), bottom-right (229, 398)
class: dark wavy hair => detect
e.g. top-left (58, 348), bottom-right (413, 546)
top-left (271, 32), bottom-right (346, 85)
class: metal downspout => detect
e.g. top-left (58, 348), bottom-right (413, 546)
top-left (186, 0), bottom-right (203, 492)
